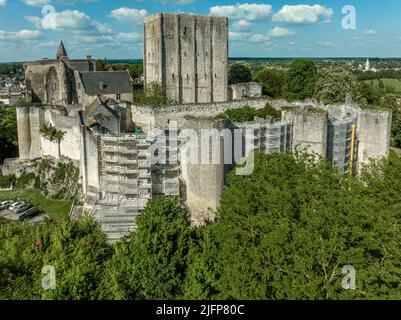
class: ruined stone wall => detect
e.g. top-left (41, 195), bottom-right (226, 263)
top-left (131, 98), bottom-right (272, 132)
top-left (357, 109), bottom-right (392, 171)
top-left (229, 82), bottom-right (263, 101)
top-left (180, 118), bottom-right (226, 224)
top-left (79, 128), bottom-right (100, 203)
top-left (282, 109), bottom-right (328, 157)
top-left (144, 13), bottom-right (228, 104)
top-left (16, 106), bottom-right (31, 160)
top-left (24, 61), bottom-right (69, 105)
top-left (44, 111), bottom-right (82, 161)
top-left (16, 106), bottom-right (82, 161)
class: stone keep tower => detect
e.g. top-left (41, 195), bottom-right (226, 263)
top-left (144, 13), bottom-right (229, 104)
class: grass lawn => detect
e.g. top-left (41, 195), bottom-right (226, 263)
top-left (364, 78), bottom-right (401, 92)
top-left (0, 188), bottom-right (72, 221)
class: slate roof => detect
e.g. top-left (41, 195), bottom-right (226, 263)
top-left (79, 71), bottom-right (133, 96)
top-left (84, 96), bottom-right (120, 123)
top-left (57, 40), bottom-right (68, 59)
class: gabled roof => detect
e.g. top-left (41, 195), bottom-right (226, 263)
top-left (84, 96), bottom-right (120, 126)
top-left (79, 71), bottom-right (133, 96)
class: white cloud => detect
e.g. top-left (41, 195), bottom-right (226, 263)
top-left (210, 3), bottom-right (272, 22)
top-left (0, 0), bottom-right (6, 6)
top-left (229, 31), bottom-right (251, 41)
top-left (161, 0), bottom-right (194, 4)
top-left (23, 0), bottom-right (51, 6)
top-left (363, 29), bottom-right (377, 36)
top-left (268, 27), bottom-right (294, 38)
top-left (25, 16), bottom-right (42, 29)
top-left (38, 9), bottom-right (112, 34)
top-left (273, 5), bottom-right (333, 25)
top-left (114, 32), bottom-right (142, 43)
top-left (110, 7), bottom-right (148, 26)
top-left (0, 29), bottom-right (42, 40)
top-left (233, 19), bottom-right (252, 31)
top-left (249, 34), bottom-right (270, 43)
top-left (317, 40), bottom-right (333, 47)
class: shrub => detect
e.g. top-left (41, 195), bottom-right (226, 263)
top-left (0, 175), bottom-right (16, 188)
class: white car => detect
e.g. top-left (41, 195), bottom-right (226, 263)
top-left (9, 202), bottom-right (26, 212)
top-left (0, 200), bottom-right (13, 211)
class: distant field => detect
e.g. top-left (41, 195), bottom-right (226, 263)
top-left (364, 78), bottom-right (401, 92)
top-left (0, 189), bottom-right (72, 221)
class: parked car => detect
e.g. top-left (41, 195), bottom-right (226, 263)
top-left (18, 208), bottom-right (42, 222)
top-left (9, 202), bottom-right (25, 212)
top-left (15, 204), bottom-right (32, 215)
top-left (0, 200), bottom-right (13, 211)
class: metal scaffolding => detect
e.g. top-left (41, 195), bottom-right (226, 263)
top-left (327, 117), bottom-right (358, 175)
top-left (233, 120), bottom-right (293, 159)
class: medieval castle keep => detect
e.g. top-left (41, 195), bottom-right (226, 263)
top-left (3, 13), bottom-right (392, 242)
top-left (144, 13), bottom-right (228, 104)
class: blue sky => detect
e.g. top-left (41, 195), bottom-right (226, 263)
top-left (0, 0), bottom-right (399, 62)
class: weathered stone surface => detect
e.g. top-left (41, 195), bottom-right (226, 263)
top-left (144, 13), bottom-right (228, 104)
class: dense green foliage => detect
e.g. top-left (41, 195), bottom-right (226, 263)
top-left (314, 67), bottom-right (379, 105)
top-left (0, 107), bottom-right (18, 163)
top-left (0, 219), bottom-right (111, 299)
top-left (95, 58), bottom-right (108, 71)
top-left (95, 58), bottom-right (143, 79)
top-left (228, 62), bottom-right (252, 85)
top-left (101, 198), bottom-right (194, 299)
top-left (133, 82), bottom-right (171, 106)
top-left (0, 63), bottom-right (22, 76)
top-left (1, 151), bottom-right (401, 300)
top-left (217, 103), bottom-right (281, 123)
top-left (254, 68), bottom-right (285, 98)
top-left (356, 69), bottom-right (401, 81)
top-left (380, 95), bottom-right (401, 148)
top-left (283, 60), bottom-right (320, 101)
top-left (185, 152), bottom-right (401, 299)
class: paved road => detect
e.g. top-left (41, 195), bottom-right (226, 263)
top-left (0, 209), bottom-right (47, 224)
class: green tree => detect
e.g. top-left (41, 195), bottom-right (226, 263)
top-left (228, 62), bottom-right (252, 85)
top-left (314, 67), bottom-right (368, 105)
top-left (283, 60), bottom-right (319, 101)
top-left (101, 197), bottom-right (194, 300)
top-left (40, 123), bottom-right (65, 158)
top-left (128, 64), bottom-right (143, 79)
top-left (380, 95), bottom-right (401, 148)
top-left (0, 106), bottom-right (18, 163)
top-left (41, 219), bottom-right (112, 300)
top-left (184, 152), bottom-right (401, 300)
top-left (133, 82), bottom-right (171, 106)
top-left (0, 219), bottom-right (111, 300)
top-left (359, 82), bottom-right (381, 105)
top-left (378, 79), bottom-right (385, 90)
top-left (96, 58), bottom-right (108, 71)
top-left (254, 68), bottom-right (285, 98)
